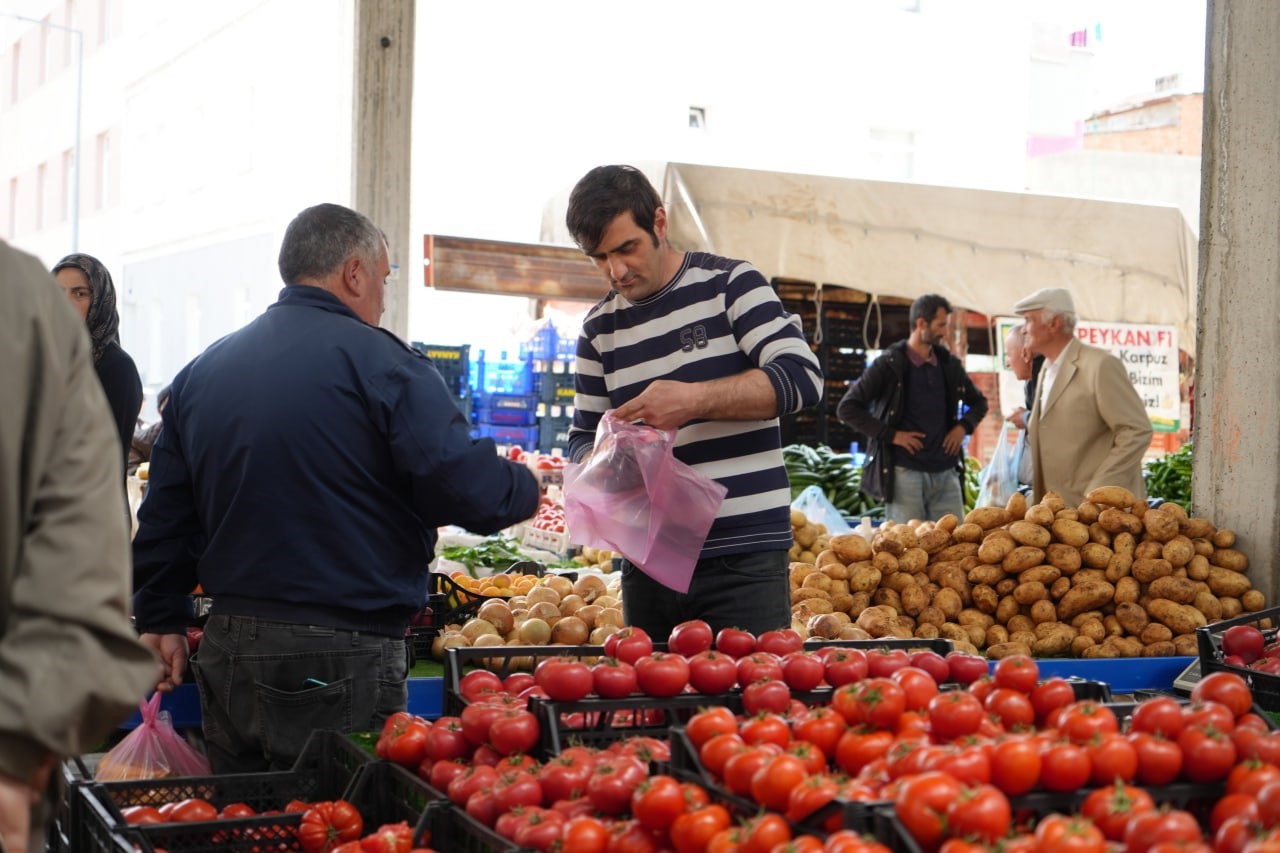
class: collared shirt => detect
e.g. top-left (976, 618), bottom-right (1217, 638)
top-left (905, 344), bottom-right (939, 368)
top-left (1038, 337), bottom-right (1078, 417)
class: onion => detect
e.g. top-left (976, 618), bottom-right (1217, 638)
top-left (518, 618), bottom-right (552, 645)
top-left (551, 616), bottom-right (589, 645)
top-left (460, 618), bottom-right (500, 642)
top-left (527, 586), bottom-right (561, 607)
top-left (590, 624), bottom-right (620, 645)
top-left (575, 604), bottom-right (602, 629)
top-left (558, 594), bottom-right (586, 617)
top-left (594, 595), bottom-right (619, 609)
top-left (572, 574), bottom-right (608, 603)
top-left (470, 632), bottom-right (505, 647)
top-left (477, 600), bottom-right (514, 634)
top-left (431, 634), bottom-right (445, 660)
top-left (441, 634), bottom-right (472, 650)
top-left (596, 607), bottom-right (624, 628)
top-left (807, 613), bottom-right (842, 640)
top-left (528, 601), bottom-right (561, 624)
top-left (544, 575), bottom-right (574, 598)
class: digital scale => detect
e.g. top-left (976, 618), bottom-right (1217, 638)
top-left (1171, 657), bottom-right (1202, 693)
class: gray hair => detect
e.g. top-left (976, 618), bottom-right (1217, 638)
top-left (278, 203), bottom-right (384, 284)
top-left (1048, 310), bottom-right (1079, 334)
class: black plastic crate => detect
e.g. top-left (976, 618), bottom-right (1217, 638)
top-left (343, 760), bottom-right (437, 835)
top-left (443, 643), bottom-right (610, 716)
top-left (530, 693), bottom-right (744, 760)
top-left (535, 369), bottom-right (576, 405)
top-left (412, 343), bottom-right (472, 399)
top-left (1196, 605), bottom-right (1280, 710)
top-left (72, 730), bottom-right (370, 852)
top-left (414, 801), bottom-right (525, 852)
top-left (537, 415), bottom-right (573, 454)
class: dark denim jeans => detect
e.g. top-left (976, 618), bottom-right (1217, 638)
top-left (620, 549), bottom-right (790, 639)
top-left (191, 614), bottom-right (407, 773)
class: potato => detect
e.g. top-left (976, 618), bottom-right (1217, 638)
top-left (1212, 529), bottom-right (1237, 548)
top-left (966, 506), bottom-right (1012, 530)
top-left (830, 534), bottom-right (873, 564)
top-left (936, 564), bottom-right (970, 596)
top-left (1131, 558), bottom-right (1174, 584)
top-left (801, 572), bottom-right (833, 592)
top-left (1040, 492), bottom-right (1067, 514)
top-left (1192, 591), bottom-right (1223, 622)
top-left (978, 532), bottom-right (1017, 565)
top-left (1032, 625), bottom-right (1075, 657)
top-left (951, 524), bottom-right (985, 545)
top-left (1138, 622), bottom-right (1173, 645)
top-left (1098, 507), bottom-right (1143, 536)
top-left (1050, 576), bottom-right (1072, 600)
top-left (938, 623), bottom-right (971, 646)
top-left (854, 605), bottom-right (901, 638)
top-left (871, 530), bottom-right (905, 557)
top-left (1007, 614), bottom-right (1035, 634)
top-left (871, 588), bottom-right (902, 612)
top-left (1143, 641), bottom-right (1178, 657)
top-left (1086, 486), bottom-right (1137, 508)
top-left (821, 563), bottom-right (852, 582)
top-left (995, 578), bottom-right (1017, 596)
top-left (1079, 542), bottom-right (1114, 569)
top-left (1072, 569), bottom-right (1109, 586)
top-left (882, 572), bottom-right (918, 593)
top-left (1114, 576), bottom-right (1141, 604)
top-left (1147, 598), bottom-right (1208, 634)
top-left (1009, 521), bottom-right (1052, 549)
top-left (1076, 502), bottom-right (1102, 524)
top-left (1013, 581), bottom-right (1048, 605)
top-left (830, 592), bottom-right (856, 613)
top-left (1110, 636), bottom-right (1145, 657)
top-left (1006, 491), bottom-right (1028, 520)
top-left (916, 605), bottom-right (946, 628)
top-left (1207, 567), bottom-right (1253, 598)
top-left (1142, 509), bottom-right (1180, 543)
top-left (917, 528), bottom-right (952, 554)
top-left (958, 608), bottom-right (994, 629)
top-left (1057, 581), bottom-right (1117, 621)
top-left (1077, 618), bottom-right (1106, 643)
top-left (936, 542), bottom-right (981, 562)
top-left (1030, 599), bottom-right (1060, 624)
top-left (1047, 520), bottom-right (1088, 549)
top-left (914, 623), bottom-right (941, 640)
top-left (1243, 590), bottom-right (1267, 612)
top-left (798, 596), bottom-right (835, 615)
top-left (1088, 523), bottom-right (1112, 546)
top-left (1179, 517), bottom-right (1215, 539)
top-left (1173, 633), bottom-right (1199, 656)
top-left (985, 624), bottom-right (1009, 647)
top-left (1019, 565), bottom-right (1061, 586)
top-left (968, 564), bottom-right (1005, 586)
top-left (995, 595), bottom-right (1020, 624)
top-left (1220, 597), bottom-right (1244, 619)
top-left (792, 586), bottom-right (828, 604)
top-left (933, 588), bottom-right (963, 620)
top-left (986, 641), bottom-right (1033, 659)
top-left (1161, 537), bottom-right (1194, 568)
top-left (1072, 636), bottom-right (1097, 655)
top-left (1024, 504), bottom-right (1055, 526)
top-left (935, 513), bottom-right (959, 533)
top-left (972, 584), bottom-right (999, 614)
top-left (849, 591), bottom-right (872, 614)
top-left (899, 547), bottom-right (930, 574)
top-left (1211, 548), bottom-right (1249, 573)
top-left (1148, 576), bottom-right (1200, 605)
top-left (1104, 554), bottom-right (1133, 583)
top-left (1003, 546), bottom-right (1046, 573)
top-left (1044, 544), bottom-right (1082, 574)
top-left (1055, 508), bottom-right (1080, 522)
top-left (1114, 602), bottom-right (1149, 635)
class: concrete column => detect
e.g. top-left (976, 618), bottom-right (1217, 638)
top-left (1194, 0), bottom-right (1280, 601)
top-left (352, 0), bottom-right (415, 340)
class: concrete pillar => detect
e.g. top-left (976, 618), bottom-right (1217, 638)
top-left (352, 0), bottom-right (414, 340)
top-left (1194, 0), bottom-right (1280, 601)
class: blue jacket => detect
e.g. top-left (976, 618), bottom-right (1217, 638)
top-left (133, 286), bottom-right (539, 636)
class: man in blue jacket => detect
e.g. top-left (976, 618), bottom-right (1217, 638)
top-left (133, 203), bottom-right (540, 772)
top-left (837, 293), bottom-right (988, 523)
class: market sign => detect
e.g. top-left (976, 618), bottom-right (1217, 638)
top-left (994, 318), bottom-right (1180, 433)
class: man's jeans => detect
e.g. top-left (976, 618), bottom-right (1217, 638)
top-left (886, 466), bottom-right (964, 524)
top-left (191, 614), bottom-right (407, 773)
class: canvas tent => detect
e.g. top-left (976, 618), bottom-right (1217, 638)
top-left (543, 162), bottom-right (1198, 345)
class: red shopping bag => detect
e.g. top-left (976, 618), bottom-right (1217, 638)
top-left (563, 411), bottom-right (727, 593)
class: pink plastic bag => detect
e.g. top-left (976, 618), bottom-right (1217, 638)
top-left (563, 411), bottom-right (728, 593)
top-left (95, 692), bottom-right (212, 780)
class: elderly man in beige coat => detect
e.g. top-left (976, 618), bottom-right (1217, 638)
top-left (1015, 287), bottom-right (1154, 506)
top-left (0, 241), bottom-right (158, 851)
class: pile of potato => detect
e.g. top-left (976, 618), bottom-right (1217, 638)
top-left (573, 547), bottom-right (623, 573)
top-left (789, 486), bottom-right (1266, 658)
top-left (432, 571), bottom-right (625, 667)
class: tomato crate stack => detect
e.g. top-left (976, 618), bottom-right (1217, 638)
top-left (1196, 603), bottom-right (1280, 710)
top-left (68, 730), bottom-right (371, 852)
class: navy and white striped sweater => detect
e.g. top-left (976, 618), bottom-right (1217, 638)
top-left (567, 252), bottom-right (823, 558)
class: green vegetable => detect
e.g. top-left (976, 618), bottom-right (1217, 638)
top-left (963, 456), bottom-right (983, 515)
top-left (439, 536), bottom-right (527, 577)
top-left (1145, 442), bottom-right (1193, 511)
top-left (784, 443), bottom-right (883, 520)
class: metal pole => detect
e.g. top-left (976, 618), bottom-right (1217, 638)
top-left (5, 14), bottom-right (84, 251)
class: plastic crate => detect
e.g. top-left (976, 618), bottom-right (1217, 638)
top-left (71, 729), bottom-right (371, 852)
top-left (412, 343), bottom-right (472, 398)
top-left (530, 693), bottom-right (739, 760)
top-left (537, 415), bottom-right (574, 454)
top-left (343, 760), bottom-right (437, 834)
top-left (536, 369), bottom-right (576, 404)
top-left (471, 352), bottom-right (536, 396)
top-left (1196, 605), bottom-right (1280, 709)
top-left (444, 644), bottom-right (618, 716)
top-left (414, 801), bottom-right (524, 852)
top-left (520, 524), bottom-right (572, 556)
top-left (522, 324), bottom-right (559, 362)
top-left (476, 392), bottom-right (541, 426)
top-left (475, 422), bottom-right (539, 450)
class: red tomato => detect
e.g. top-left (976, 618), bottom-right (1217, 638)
top-left (1130, 696), bottom-right (1186, 738)
top-left (492, 769), bottom-right (543, 813)
top-left (723, 745), bottom-right (781, 798)
top-left (586, 755), bottom-right (647, 816)
top-left (984, 688), bottom-right (1036, 730)
top-left (989, 737), bottom-right (1042, 796)
top-left (687, 650), bottom-right (740, 695)
top-left (361, 821), bottom-right (415, 853)
top-left (1057, 700), bottom-right (1120, 745)
top-left (993, 655), bottom-right (1039, 694)
top-left (561, 816), bottom-right (610, 853)
top-left (1087, 731), bottom-right (1138, 785)
top-left (634, 652), bottom-right (690, 697)
top-left (1193, 671), bottom-right (1255, 719)
top-left (686, 706), bottom-right (738, 748)
top-left (933, 744), bottom-right (992, 787)
top-left (866, 648), bottom-right (912, 679)
top-left (740, 713), bottom-right (791, 748)
top-left (1216, 816), bottom-right (1262, 853)
top-left (946, 783), bottom-right (1012, 843)
top-left (1223, 626), bottom-right (1267, 664)
top-left (742, 678), bottom-right (793, 715)
top-left (1081, 782), bottom-right (1156, 841)
top-left (535, 658), bottom-right (594, 702)
top-left (946, 652), bottom-right (990, 685)
top-left (427, 757), bottom-right (469, 792)
top-left (1040, 741), bottom-right (1092, 792)
top-left (781, 651), bottom-right (826, 692)
top-left (737, 652), bottom-right (784, 687)
top-left (787, 740), bottom-right (828, 776)
top-left (714, 627), bottom-right (756, 658)
top-left (840, 678), bottom-right (907, 729)
top-left (384, 717), bottom-right (430, 768)
top-left (1259, 780), bottom-right (1280, 829)
top-left (670, 805), bottom-right (732, 853)
top-left (668, 619), bottom-right (714, 657)
top-left (446, 764), bottom-right (498, 807)
top-left (121, 806), bottom-right (165, 825)
top-left (895, 771), bottom-right (964, 852)
top-left (755, 629), bottom-right (803, 658)
top-left (738, 812), bottom-right (792, 853)
top-left (786, 774), bottom-right (840, 824)
top-left (537, 749), bottom-right (596, 803)
top-left (1183, 699), bottom-right (1237, 733)
top-left (1211, 793), bottom-right (1261, 835)
top-left (909, 651), bottom-right (951, 684)
top-left (1124, 808), bottom-right (1203, 853)
top-left (824, 649), bottom-right (870, 687)
top-left (835, 727), bottom-right (895, 776)
top-left (298, 800), bottom-right (364, 852)
top-left (1178, 723), bottom-right (1238, 782)
top-left (1037, 814), bottom-right (1106, 853)
top-left (488, 709), bottom-right (540, 756)
top-left (1030, 677), bottom-right (1078, 725)
top-left (699, 732), bottom-right (747, 777)
top-left (459, 702), bottom-right (505, 747)
top-left (927, 690), bottom-right (985, 740)
top-left (459, 669), bottom-right (505, 703)
top-left (792, 706), bottom-right (847, 758)
top-left (422, 716), bottom-right (469, 762)
top-left (503, 672), bottom-right (536, 695)
top-left (751, 753), bottom-right (810, 811)
top-left (1229, 760), bottom-right (1280, 796)
top-left (1128, 731), bottom-right (1184, 786)
top-left (892, 666), bottom-right (940, 711)
top-left (631, 774), bottom-right (686, 832)
top-left (604, 627), bottom-right (654, 665)
top-left (168, 798), bottom-right (218, 823)
top-left (591, 658), bottom-right (638, 699)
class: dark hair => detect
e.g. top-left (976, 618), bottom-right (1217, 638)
top-left (565, 165), bottom-right (663, 254)
top-left (51, 252), bottom-right (120, 362)
top-left (278, 203), bottom-right (384, 284)
top-left (910, 293), bottom-right (952, 328)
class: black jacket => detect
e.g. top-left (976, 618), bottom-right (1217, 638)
top-left (836, 340), bottom-right (989, 502)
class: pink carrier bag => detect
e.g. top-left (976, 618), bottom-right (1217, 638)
top-left (563, 411), bottom-right (727, 593)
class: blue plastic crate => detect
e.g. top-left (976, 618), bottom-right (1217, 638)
top-left (522, 324), bottom-right (559, 361)
top-left (475, 393), bottom-right (540, 425)
top-left (475, 423), bottom-right (539, 450)
top-left (470, 351), bottom-right (536, 396)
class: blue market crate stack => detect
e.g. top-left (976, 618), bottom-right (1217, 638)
top-left (411, 342), bottom-right (473, 422)
top-left (470, 349), bottom-right (539, 450)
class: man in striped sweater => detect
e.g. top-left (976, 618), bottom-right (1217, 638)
top-left (564, 165), bottom-right (823, 638)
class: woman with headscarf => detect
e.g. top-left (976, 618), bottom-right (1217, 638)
top-left (52, 253), bottom-right (143, 477)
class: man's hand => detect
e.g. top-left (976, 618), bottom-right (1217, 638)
top-left (941, 424), bottom-right (967, 456)
top-left (891, 430), bottom-right (926, 454)
top-left (611, 381), bottom-right (698, 432)
top-left (140, 632), bottom-right (190, 693)
top-left (1007, 407), bottom-right (1028, 430)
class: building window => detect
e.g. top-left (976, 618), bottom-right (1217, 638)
top-left (61, 148), bottom-right (74, 222)
top-left (36, 162), bottom-right (48, 229)
top-left (94, 130), bottom-right (111, 210)
top-left (689, 106), bottom-right (707, 130)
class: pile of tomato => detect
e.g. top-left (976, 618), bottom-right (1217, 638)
top-left (529, 495), bottom-right (568, 534)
